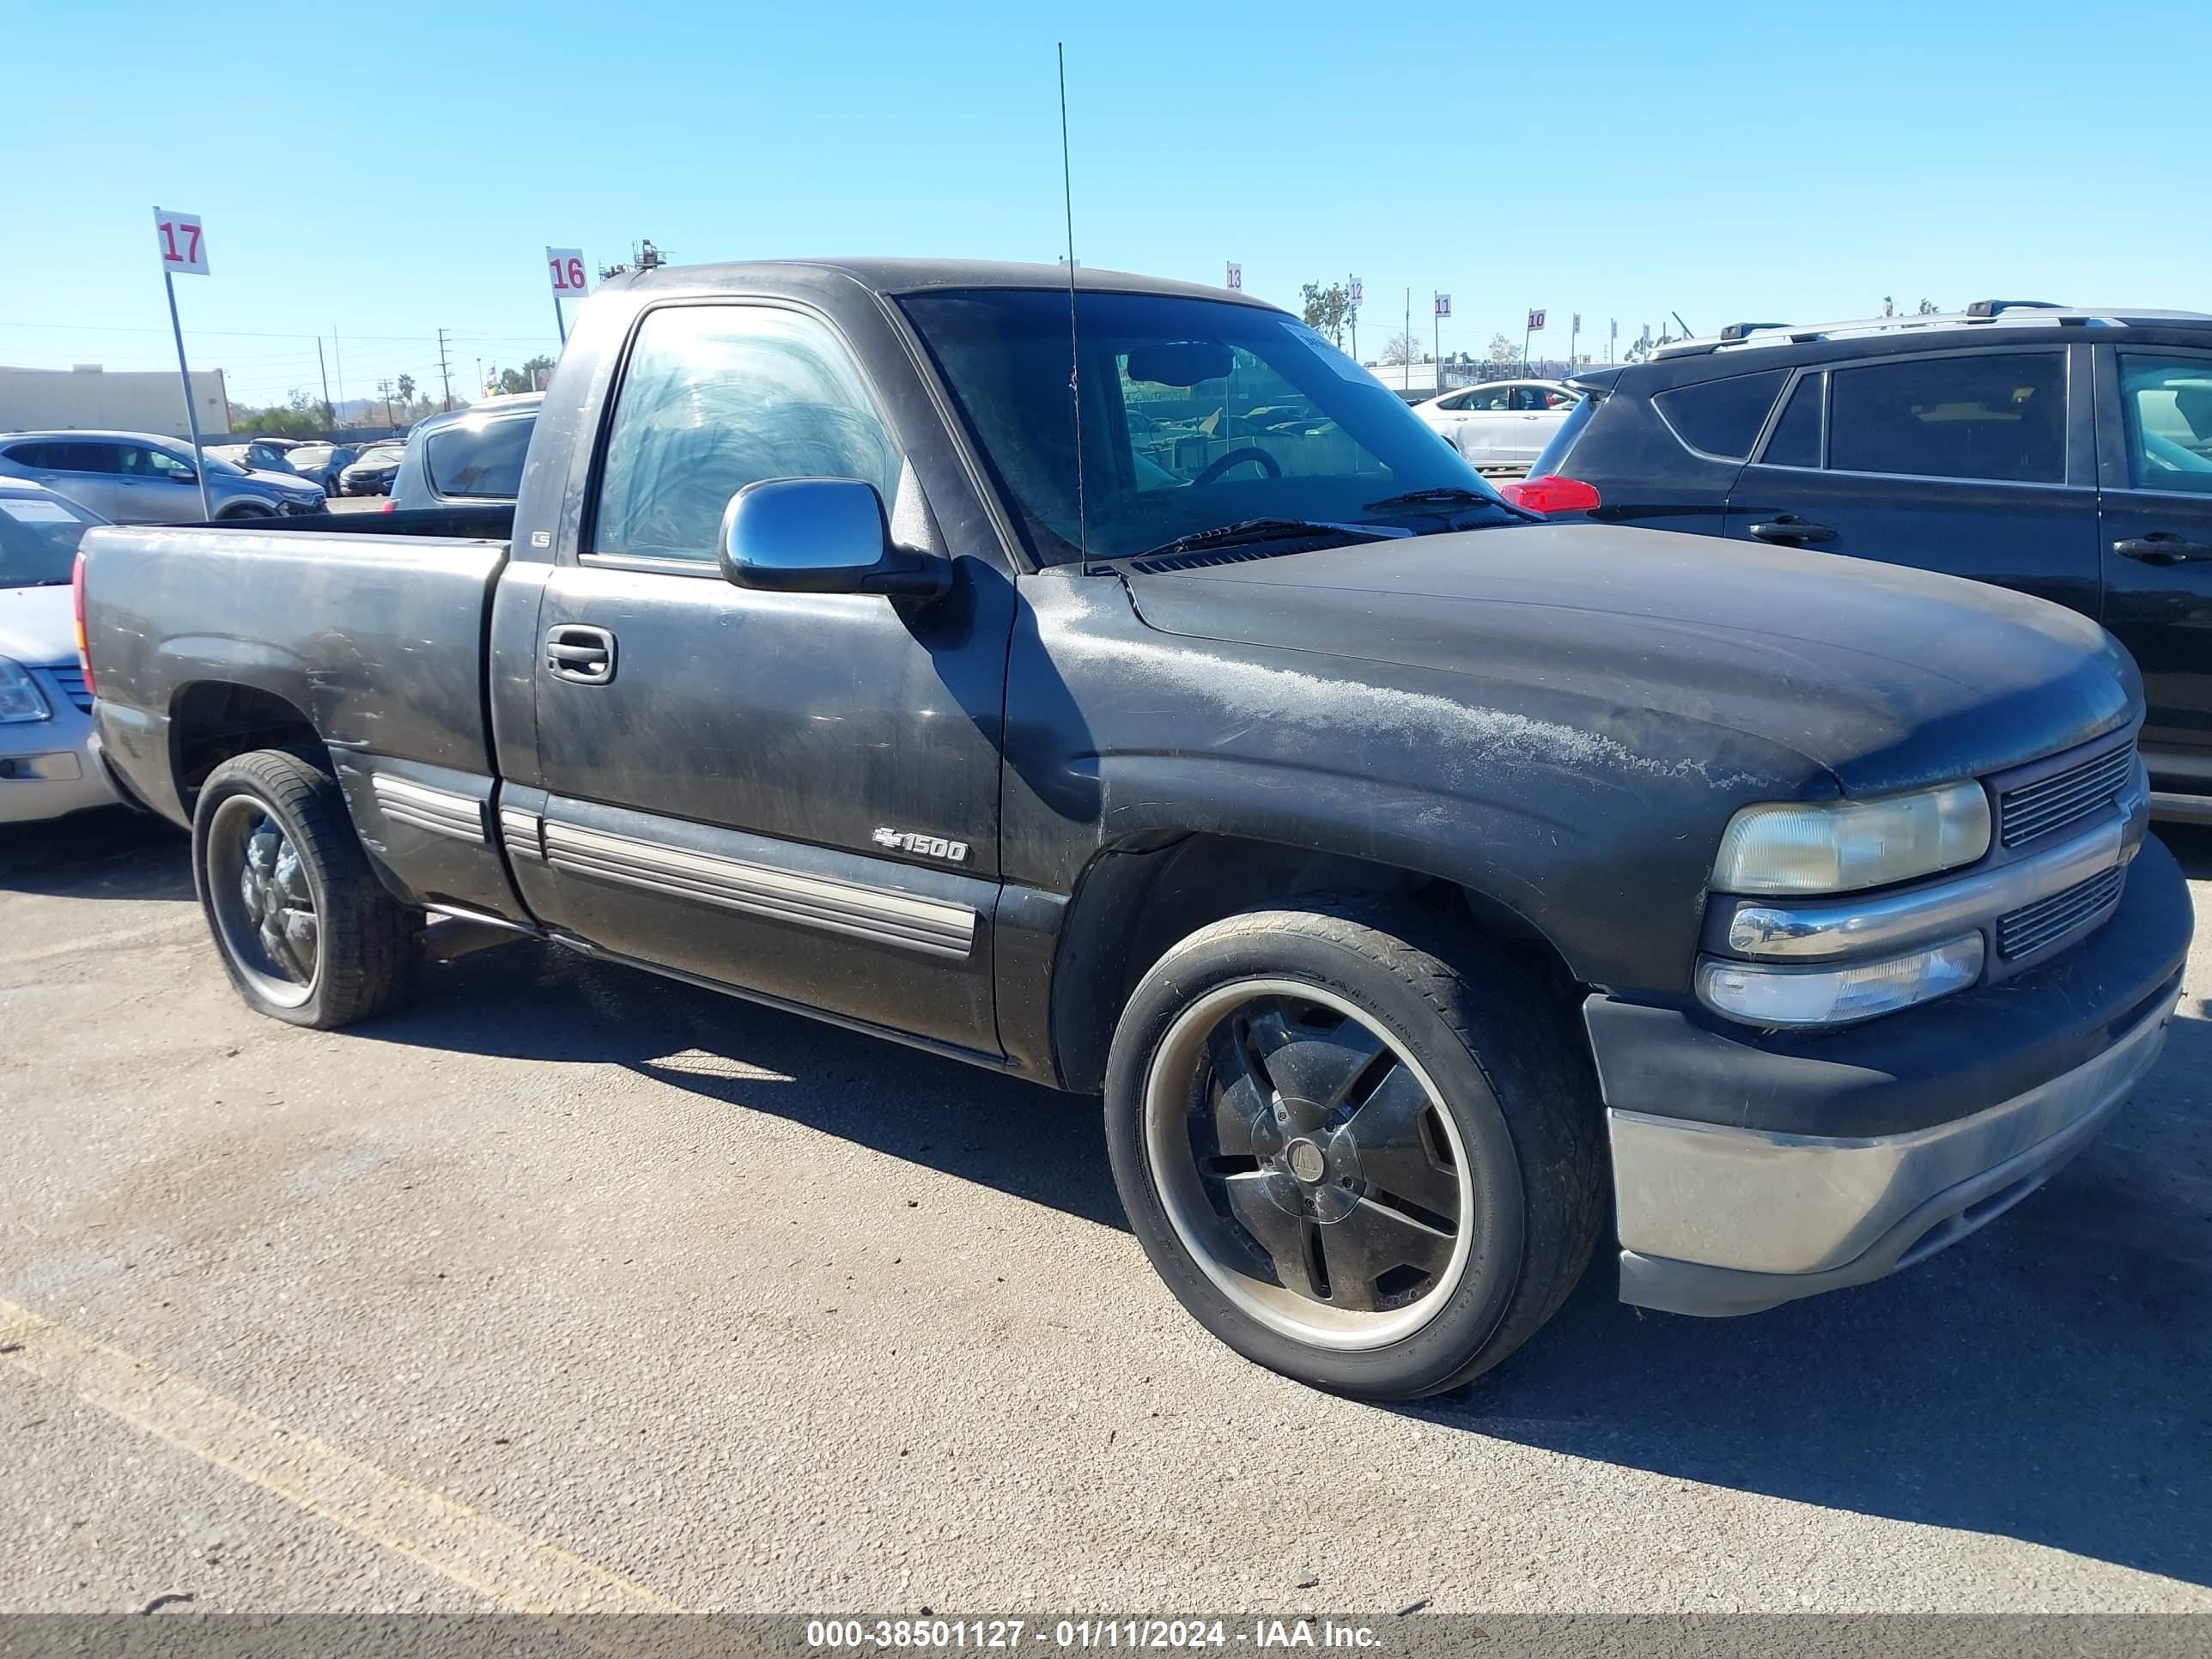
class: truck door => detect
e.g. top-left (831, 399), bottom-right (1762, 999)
top-left (2096, 344), bottom-right (2212, 805)
top-left (1723, 346), bottom-right (2100, 617)
top-left (517, 298), bottom-right (1017, 1059)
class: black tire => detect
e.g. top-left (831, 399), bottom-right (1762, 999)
top-left (191, 749), bottom-right (416, 1029)
top-left (1103, 899), bottom-right (1603, 1401)
top-left (220, 501), bottom-right (274, 520)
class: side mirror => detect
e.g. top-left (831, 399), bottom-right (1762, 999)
top-left (719, 477), bottom-right (948, 599)
top-left (172, 469), bottom-right (198, 484)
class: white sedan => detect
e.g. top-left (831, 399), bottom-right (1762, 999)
top-left (1414, 379), bottom-right (1580, 470)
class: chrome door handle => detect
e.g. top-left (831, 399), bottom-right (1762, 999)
top-left (545, 625), bottom-right (617, 684)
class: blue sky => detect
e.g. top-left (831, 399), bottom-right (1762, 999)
top-left (3, 0), bottom-right (2203, 408)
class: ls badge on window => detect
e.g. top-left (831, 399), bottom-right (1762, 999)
top-left (873, 828), bottom-right (969, 863)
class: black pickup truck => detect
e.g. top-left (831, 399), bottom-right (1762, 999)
top-left (79, 259), bottom-right (2193, 1401)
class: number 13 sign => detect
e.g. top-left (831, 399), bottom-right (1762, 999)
top-left (546, 248), bottom-right (588, 297)
top-left (155, 208), bottom-right (209, 276)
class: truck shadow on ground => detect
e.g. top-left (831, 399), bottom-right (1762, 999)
top-left (380, 927), bottom-right (2212, 1593)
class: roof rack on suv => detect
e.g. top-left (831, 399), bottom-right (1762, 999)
top-left (1651, 304), bottom-right (2212, 361)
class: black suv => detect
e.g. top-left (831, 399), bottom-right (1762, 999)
top-left (1519, 302), bottom-right (2212, 822)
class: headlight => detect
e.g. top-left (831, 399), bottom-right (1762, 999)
top-left (0, 658), bottom-right (52, 724)
top-left (1697, 933), bottom-right (1984, 1027)
top-left (1711, 781), bottom-right (1990, 896)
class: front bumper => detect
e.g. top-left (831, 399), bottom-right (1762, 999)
top-left (1589, 834), bottom-right (2193, 1317)
top-left (0, 667), bottom-right (117, 824)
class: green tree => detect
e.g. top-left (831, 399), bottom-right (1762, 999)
top-left (1298, 281), bottom-right (1353, 347)
top-left (1487, 332), bottom-right (1516, 363)
top-left (397, 373), bottom-right (416, 406)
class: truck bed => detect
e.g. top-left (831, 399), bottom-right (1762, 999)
top-left (80, 510), bottom-right (513, 838)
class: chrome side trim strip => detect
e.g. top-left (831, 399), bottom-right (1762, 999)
top-left (497, 806), bottom-right (545, 861)
top-left (369, 775), bottom-right (487, 844)
top-left (1608, 988), bottom-right (2175, 1277)
top-left (1723, 798), bottom-right (2144, 961)
top-left (542, 822), bottom-right (977, 961)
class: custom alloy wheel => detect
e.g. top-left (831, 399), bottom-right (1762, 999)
top-left (1144, 980), bottom-right (1474, 1348)
top-left (204, 794), bottom-right (320, 1008)
top-left (191, 749), bottom-right (415, 1029)
top-left (1103, 902), bottom-right (1603, 1400)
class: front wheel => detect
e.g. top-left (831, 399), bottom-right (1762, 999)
top-left (191, 750), bottom-right (416, 1029)
top-left (1103, 902), bottom-right (1602, 1401)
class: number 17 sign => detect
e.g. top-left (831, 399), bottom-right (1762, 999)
top-left (154, 208), bottom-right (209, 275)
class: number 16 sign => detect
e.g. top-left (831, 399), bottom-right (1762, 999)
top-left (155, 208), bottom-right (209, 275)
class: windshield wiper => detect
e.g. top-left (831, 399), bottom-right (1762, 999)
top-left (1360, 486), bottom-right (1496, 512)
top-left (1122, 517), bottom-right (1400, 565)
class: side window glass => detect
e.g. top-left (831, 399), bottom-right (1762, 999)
top-left (1760, 373), bottom-right (1823, 468)
top-left (3, 444), bottom-right (52, 469)
top-left (70, 444), bottom-right (124, 475)
top-left (1828, 352), bottom-right (2064, 484)
top-left (595, 306), bottom-right (903, 562)
top-left (1467, 387), bottom-right (1506, 410)
top-left (2116, 353), bottom-right (2212, 495)
top-left (1653, 369), bottom-right (1788, 459)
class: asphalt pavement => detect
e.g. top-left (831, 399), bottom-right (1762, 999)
top-left (0, 810), bottom-right (2206, 1614)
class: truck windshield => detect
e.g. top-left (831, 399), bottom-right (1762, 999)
top-left (899, 288), bottom-right (1510, 565)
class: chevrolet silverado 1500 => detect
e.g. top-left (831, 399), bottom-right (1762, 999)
top-left (78, 259), bottom-right (2193, 1399)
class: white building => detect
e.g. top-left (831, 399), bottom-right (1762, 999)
top-left (0, 364), bottom-right (230, 438)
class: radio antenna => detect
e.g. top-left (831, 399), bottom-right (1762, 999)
top-left (1058, 42), bottom-right (1088, 560)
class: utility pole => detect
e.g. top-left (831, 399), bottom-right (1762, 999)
top-left (331, 329), bottom-right (346, 429)
top-left (315, 338), bottom-right (333, 432)
top-left (436, 328), bottom-right (454, 411)
top-left (1403, 287), bottom-right (1411, 394)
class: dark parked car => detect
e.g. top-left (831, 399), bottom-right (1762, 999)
top-left (338, 442), bottom-right (406, 496)
top-left (77, 261), bottom-right (2189, 1401)
top-left (1510, 302), bottom-right (2212, 823)
top-left (283, 442), bottom-right (360, 496)
top-left (390, 393), bottom-right (539, 510)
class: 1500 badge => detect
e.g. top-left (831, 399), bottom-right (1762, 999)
top-left (872, 828), bottom-right (969, 863)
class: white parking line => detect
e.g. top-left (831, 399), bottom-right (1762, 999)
top-left (0, 1296), bottom-right (685, 1614)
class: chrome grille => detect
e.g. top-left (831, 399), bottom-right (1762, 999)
top-left (46, 665), bottom-right (92, 713)
top-left (1996, 865), bottom-right (2125, 959)
top-left (1998, 744), bottom-right (2134, 848)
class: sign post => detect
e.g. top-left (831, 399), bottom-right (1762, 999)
top-left (1224, 261), bottom-right (1242, 293)
top-left (153, 207), bottom-right (213, 522)
top-left (1433, 292), bottom-right (1450, 377)
top-left (546, 247), bottom-right (587, 346)
top-left (1347, 276), bottom-right (1363, 362)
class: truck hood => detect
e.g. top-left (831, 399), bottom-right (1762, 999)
top-left (0, 583), bottom-right (74, 666)
top-left (1123, 523), bottom-right (2136, 793)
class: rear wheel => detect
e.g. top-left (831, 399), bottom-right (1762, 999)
top-left (220, 501), bottom-right (274, 520)
top-left (191, 750), bottom-right (416, 1029)
top-left (1104, 901), bottom-right (1602, 1401)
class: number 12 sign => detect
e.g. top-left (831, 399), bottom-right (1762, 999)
top-left (155, 209), bottom-right (209, 276)
top-left (546, 248), bottom-right (588, 298)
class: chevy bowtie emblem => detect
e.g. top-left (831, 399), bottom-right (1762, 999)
top-left (873, 828), bottom-right (969, 863)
